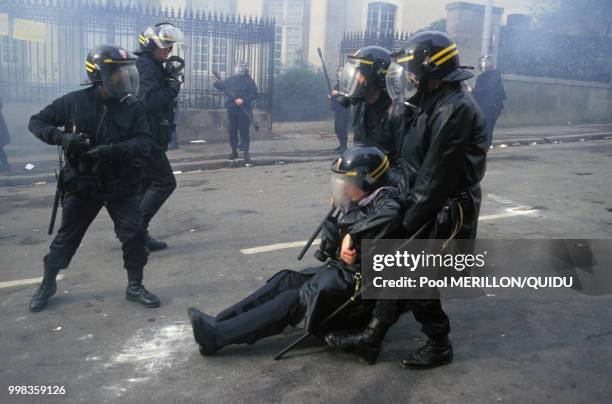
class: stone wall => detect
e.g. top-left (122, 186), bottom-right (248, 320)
top-left (498, 74), bottom-right (612, 126)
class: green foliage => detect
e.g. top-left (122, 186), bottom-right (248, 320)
top-left (423, 18), bottom-right (447, 33)
top-left (272, 66), bottom-right (331, 122)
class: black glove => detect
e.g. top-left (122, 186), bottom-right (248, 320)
top-left (61, 133), bottom-right (90, 154)
top-left (85, 144), bottom-right (122, 161)
top-left (316, 217), bottom-right (341, 261)
top-left (165, 56), bottom-right (185, 82)
top-left (167, 78), bottom-right (181, 93)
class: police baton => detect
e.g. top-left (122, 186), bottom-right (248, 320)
top-left (212, 70), bottom-right (260, 131)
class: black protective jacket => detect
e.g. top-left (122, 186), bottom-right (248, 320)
top-left (213, 74), bottom-right (258, 112)
top-left (353, 91), bottom-right (394, 158)
top-left (29, 86), bottom-right (153, 197)
top-left (136, 53), bottom-right (179, 150)
top-left (397, 82), bottom-right (487, 239)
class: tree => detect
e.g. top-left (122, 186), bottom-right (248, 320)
top-left (415, 18), bottom-right (447, 34)
top-left (272, 66), bottom-right (330, 122)
top-left (532, 0), bottom-right (612, 37)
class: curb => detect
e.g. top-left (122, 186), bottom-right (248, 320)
top-left (2, 132), bottom-right (611, 188)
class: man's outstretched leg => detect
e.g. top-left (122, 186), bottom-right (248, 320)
top-left (189, 289), bottom-right (300, 355)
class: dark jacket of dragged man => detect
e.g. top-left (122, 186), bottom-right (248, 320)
top-left (188, 146), bottom-right (403, 357)
top-left (325, 31), bottom-right (487, 368)
top-left (213, 62), bottom-right (258, 163)
top-left (135, 22), bottom-right (185, 251)
top-left (28, 45), bottom-right (160, 312)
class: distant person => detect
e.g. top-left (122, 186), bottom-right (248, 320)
top-left (328, 68), bottom-right (349, 153)
top-left (472, 56), bottom-right (506, 150)
top-left (0, 95), bottom-right (11, 172)
top-left (213, 61), bottom-right (258, 163)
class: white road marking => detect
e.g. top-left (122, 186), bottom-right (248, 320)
top-left (240, 202), bottom-right (539, 255)
top-left (240, 239), bottom-right (320, 255)
top-left (479, 206), bottom-right (538, 221)
top-left (0, 274), bottom-right (65, 290)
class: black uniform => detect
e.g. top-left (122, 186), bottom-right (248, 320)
top-left (0, 95), bottom-right (10, 171)
top-left (374, 82), bottom-right (488, 338)
top-left (28, 86), bottom-right (153, 282)
top-left (191, 187), bottom-right (403, 350)
top-left (136, 52), bottom-right (179, 234)
top-left (213, 74), bottom-right (258, 154)
top-left (472, 69), bottom-right (506, 149)
top-left (331, 83), bottom-right (349, 150)
top-left (352, 91), bottom-right (395, 159)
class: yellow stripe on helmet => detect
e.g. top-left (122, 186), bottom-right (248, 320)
top-left (431, 43), bottom-right (457, 62)
top-left (349, 57), bottom-right (375, 65)
top-left (396, 54), bottom-right (414, 63)
top-left (434, 49), bottom-right (459, 66)
top-left (85, 61), bottom-right (96, 69)
top-left (370, 155), bottom-right (389, 180)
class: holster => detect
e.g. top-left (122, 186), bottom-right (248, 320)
top-left (157, 118), bottom-right (173, 145)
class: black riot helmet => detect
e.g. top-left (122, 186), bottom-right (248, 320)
top-left (386, 31), bottom-right (473, 104)
top-left (84, 45), bottom-right (140, 99)
top-left (330, 145), bottom-right (390, 212)
top-left (137, 22), bottom-right (185, 54)
top-left (336, 46), bottom-right (392, 107)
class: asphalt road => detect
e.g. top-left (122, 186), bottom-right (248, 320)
top-left (0, 139), bottom-right (611, 403)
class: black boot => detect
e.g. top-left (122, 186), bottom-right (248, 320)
top-left (243, 151), bottom-right (251, 165)
top-left (192, 290), bottom-right (299, 355)
top-left (400, 336), bottom-right (453, 369)
top-left (125, 281), bottom-right (160, 308)
top-left (145, 232), bottom-right (167, 252)
top-left (325, 317), bottom-right (392, 365)
top-left (29, 265), bottom-right (59, 312)
top-left (228, 149), bottom-right (238, 160)
top-left (188, 307), bottom-right (220, 356)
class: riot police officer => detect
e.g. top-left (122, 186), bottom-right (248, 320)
top-left (28, 45), bottom-right (160, 312)
top-left (188, 146), bottom-right (403, 356)
top-left (213, 61), bottom-right (258, 163)
top-left (135, 22), bottom-right (185, 251)
top-left (336, 46), bottom-right (403, 164)
top-left (326, 31), bottom-right (487, 368)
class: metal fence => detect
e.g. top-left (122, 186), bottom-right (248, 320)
top-left (0, 0), bottom-right (275, 111)
top-left (339, 31), bottom-right (411, 65)
top-left (498, 26), bottom-right (612, 83)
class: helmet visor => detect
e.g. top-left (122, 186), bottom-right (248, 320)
top-left (338, 59), bottom-right (369, 103)
top-left (330, 174), bottom-right (354, 213)
top-left (145, 25), bottom-right (185, 49)
top-left (102, 64), bottom-right (140, 98)
top-left (386, 62), bottom-right (417, 103)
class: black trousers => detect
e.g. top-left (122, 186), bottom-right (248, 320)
top-left (205, 265), bottom-right (355, 347)
top-left (373, 298), bottom-right (450, 340)
top-left (334, 110), bottom-right (349, 148)
top-left (227, 109), bottom-right (250, 152)
top-left (139, 147), bottom-right (177, 231)
top-left (44, 192), bottom-right (147, 281)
